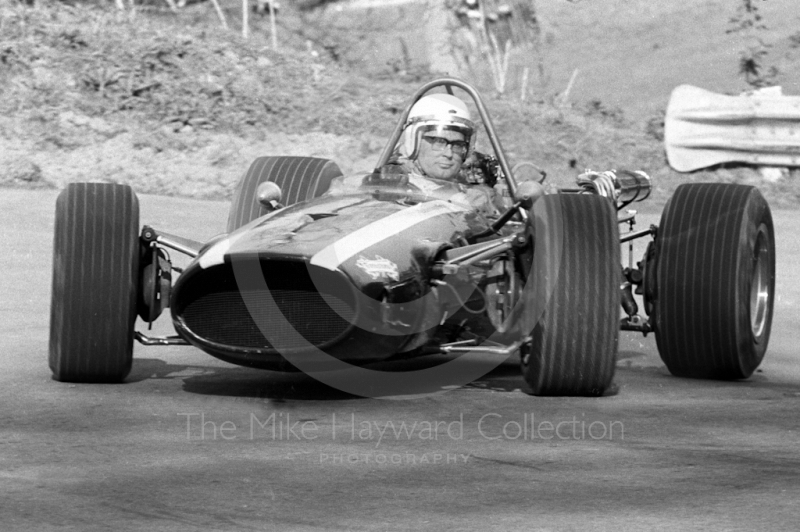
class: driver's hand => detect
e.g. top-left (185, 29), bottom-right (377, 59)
top-left (364, 165), bottom-right (410, 187)
top-left (461, 151), bottom-right (499, 186)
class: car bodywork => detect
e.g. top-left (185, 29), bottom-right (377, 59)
top-left (170, 187), bottom-right (488, 370)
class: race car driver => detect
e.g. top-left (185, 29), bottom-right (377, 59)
top-left (376, 93), bottom-right (499, 214)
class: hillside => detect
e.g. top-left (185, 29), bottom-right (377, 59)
top-left (536, 0), bottom-right (800, 121)
top-left (1, 1), bottom-right (798, 207)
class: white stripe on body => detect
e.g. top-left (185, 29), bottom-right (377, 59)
top-left (310, 200), bottom-right (467, 270)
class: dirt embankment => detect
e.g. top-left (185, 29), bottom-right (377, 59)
top-left (1, 2), bottom-right (798, 208)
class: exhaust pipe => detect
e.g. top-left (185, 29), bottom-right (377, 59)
top-left (576, 169), bottom-right (652, 203)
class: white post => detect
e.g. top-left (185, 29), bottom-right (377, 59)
top-left (560, 68), bottom-right (579, 107)
top-left (269, 0), bottom-right (278, 50)
top-left (242, 0), bottom-right (249, 39)
top-left (210, 0), bottom-right (229, 29)
top-left (520, 66), bottom-right (529, 102)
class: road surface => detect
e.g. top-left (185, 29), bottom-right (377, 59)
top-left (1, 189), bottom-right (799, 531)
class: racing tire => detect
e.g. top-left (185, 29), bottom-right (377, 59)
top-left (49, 183), bottom-right (140, 383)
top-left (520, 193), bottom-right (620, 396)
top-left (227, 156), bottom-right (343, 232)
top-left (653, 183), bottom-right (774, 379)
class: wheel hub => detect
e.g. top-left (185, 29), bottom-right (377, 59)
top-left (750, 224), bottom-right (772, 341)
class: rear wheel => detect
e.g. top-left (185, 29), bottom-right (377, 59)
top-left (227, 156), bottom-right (343, 232)
top-left (519, 193), bottom-right (620, 396)
top-left (49, 183), bottom-right (140, 383)
top-left (653, 183), bottom-right (774, 379)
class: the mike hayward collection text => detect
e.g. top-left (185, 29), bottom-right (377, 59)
top-left (178, 412), bottom-right (624, 444)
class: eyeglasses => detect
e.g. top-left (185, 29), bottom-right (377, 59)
top-left (423, 135), bottom-right (468, 155)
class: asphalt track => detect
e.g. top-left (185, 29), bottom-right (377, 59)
top-left (2, 188), bottom-right (799, 531)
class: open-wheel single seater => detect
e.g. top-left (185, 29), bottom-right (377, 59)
top-left (49, 78), bottom-right (775, 397)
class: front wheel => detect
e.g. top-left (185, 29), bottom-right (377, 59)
top-left (653, 183), bottom-right (775, 379)
top-left (49, 183), bottom-right (140, 383)
top-left (518, 193), bottom-right (620, 396)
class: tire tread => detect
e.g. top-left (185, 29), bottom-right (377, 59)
top-left (523, 193), bottom-right (620, 396)
top-left (654, 183), bottom-right (774, 379)
top-left (49, 183), bottom-right (139, 383)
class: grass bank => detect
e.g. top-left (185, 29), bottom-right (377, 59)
top-left (1, 1), bottom-right (798, 208)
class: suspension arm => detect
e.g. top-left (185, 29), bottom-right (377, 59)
top-left (141, 226), bottom-right (203, 258)
top-left (620, 226), bottom-right (657, 243)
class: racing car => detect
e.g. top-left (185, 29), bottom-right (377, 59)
top-left (48, 78), bottom-right (775, 397)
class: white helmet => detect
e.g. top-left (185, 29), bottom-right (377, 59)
top-left (401, 93), bottom-right (476, 159)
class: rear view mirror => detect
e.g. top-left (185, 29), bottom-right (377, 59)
top-left (257, 181), bottom-right (283, 210)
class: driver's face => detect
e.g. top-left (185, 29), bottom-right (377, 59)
top-left (416, 129), bottom-right (466, 180)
